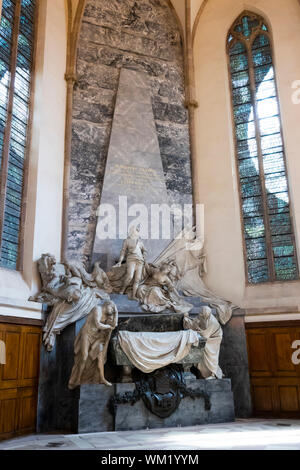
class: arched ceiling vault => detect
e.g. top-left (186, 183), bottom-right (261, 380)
top-left (65, 0), bottom-right (210, 72)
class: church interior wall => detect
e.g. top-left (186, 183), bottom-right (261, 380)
top-left (67, 0), bottom-right (193, 266)
top-left (0, 0), bottom-right (67, 320)
top-left (193, 0), bottom-right (300, 318)
top-left (0, 0), bottom-right (299, 439)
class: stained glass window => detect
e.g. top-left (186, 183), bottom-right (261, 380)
top-left (227, 12), bottom-right (298, 284)
top-left (0, 0), bottom-right (36, 270)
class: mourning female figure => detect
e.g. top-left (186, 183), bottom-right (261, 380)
top-left (68, 301), bottom-right (118, 389)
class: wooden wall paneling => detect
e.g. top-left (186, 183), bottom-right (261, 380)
top-left (246, 322), bottom-right (300, 418)
top-left (270, 327), bottom-right (298, 376)
top-left (0, 388), bottom-right (18, 437)
top-left (1, 325), bottom-right (22, 384)
top-left (18, 387), bottom-right (38, 433)
top-left (21, 328), bottom-right (41, 383)
top-left (0, 323), bottom-right (42, 440)
top-left (246, 328), bottom-right (273, 376)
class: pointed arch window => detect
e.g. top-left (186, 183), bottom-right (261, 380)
top-left (0, 0), bottom-right (36, 270)
top-left (227, 12), bottom-right (298, 284)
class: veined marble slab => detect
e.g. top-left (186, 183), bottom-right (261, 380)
top-left (93, 68), bottom-right (173, 269)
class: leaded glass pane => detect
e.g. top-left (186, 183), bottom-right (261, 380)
top-left (228, 12), bottom-right (298, 283)
top-left (229, 41), bottom-right (246, 55)
top-left (259, 116), bottom-right (280, 136)
top-left (236, 121), bottom-right (255, 141)
top-left (256, 97), bottom-right (278, 118)
top-left (232, 85), bottom-right (251, 106)
top-left (274, 256), bottom-right (298, 281)
top-left (269, 212), bottom-right (291, 236)
top-left (230, 53), bottom-right (249, 73)
top-left (261, 133), bottom-right (282, 153)
top-left (247, 259), bottom-right (269, 283)
top-left (252, 47), bottom-right (272, 67)
top-left (254, 64), bottom-right (274, 84)
top-left (0, 0), bottom-right (35, 270)
top-left (242, 196), bottom-right (263, 218)
top-left (265, 173), bottom-right (287, 193)
top-left (240, 176), bottom-right (262, 198)
top-left (234, 103), bottom-right (252, 124)
top-left (256, 79), bottom-right (276, 101)
top-left (246, 237), bottom-right (267, 260)
top-left (237, 137), bottom-right (258, 160)
top-left (234, 16), bottom-right (259, 38)
top-left (272, 235), bottom-right (295, 257)
top-left (244, 216), bottom-right (265, 238)
top-left (267, 192), bottom-right (289, 214)
top-left (231, 70), bottom-right (250, 89)
top-left (252, 34), bottom-right (269, 49)
top-left (239, 157), bottom-right (259, 179)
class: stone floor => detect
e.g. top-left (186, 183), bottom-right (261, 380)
top-left (1, 419), bottom-right (300, 450)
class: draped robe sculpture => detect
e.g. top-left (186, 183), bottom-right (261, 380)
top-left (154, 227), bottom-right (236, 325)
top-left (115, 226), bottom-right (147, 299)
top-left (69, 301), bottom-right (118, 388)
top-left (183, 306), bottom-right (223, 380)
top-left (31, 254), bottom-right (112, 351)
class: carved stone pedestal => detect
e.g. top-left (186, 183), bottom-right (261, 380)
top-left (37, 302), bottom-right (250, 434)
top-left (77, 385), bottom-right (115, 433)
top-left (69, 376), bottom-right (235, 434)
top-left (114, 377), bottom-right (235, 431)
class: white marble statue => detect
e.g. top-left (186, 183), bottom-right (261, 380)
top-left (114, 225), bottom-right (147, 299)
top-left (137, 262), bottom-right (193, 314)
top-left (69, 301), bottom-right (118, 389)
top-left (31, 254), bottom-right (111, 351)
top-left (183, 306), bottom-right (223, 380)
top-left (108, 227), bottom-right (194, 314)
top-left (154, 227), bottom-right (236, 325)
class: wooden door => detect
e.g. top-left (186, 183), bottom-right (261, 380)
top-left (0, 323), bottom-right (42, 440)
top-left (246, 321), bottom-right (300, 418)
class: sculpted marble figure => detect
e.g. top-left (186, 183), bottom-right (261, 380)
top-left (183, 306), bottom-right (223, 380)
top-left (154, 227), bottom-right (236, 325)
top-left (31, 254), bottom-right (111, 351)
top-left (69, 301), bottom-right (118, 388)
top-left (114, 225), bottom-right (147, 299)
top-left (107, 227), bottom-right (193, 314)
top-left (137, 262), bottom-right (193, 314)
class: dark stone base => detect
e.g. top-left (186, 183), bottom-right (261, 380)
top-left (115, 378), bottom-right (235, 431)
top-left (37, 302), bottom-right (250, 434)
top-left (78, 385), bottom-right (114, 433)
top-left (73, 377), bottom-right (234, 433)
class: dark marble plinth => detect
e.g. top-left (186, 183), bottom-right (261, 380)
top-left (220, 311), bottom-right (252, 418)
top-left (115, 378), bottom-right (235, 431)
top-left (78, 385), bottom-right (114, 433)
top-left (110, 293), bottom-right (215, 316)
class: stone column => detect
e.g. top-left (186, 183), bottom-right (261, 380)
top-left (61, 0), bottom-right (87, 262)
top-left (61, 73), bottom-right (77, 263)
top-left (185, 0), bottom-right (201, 236)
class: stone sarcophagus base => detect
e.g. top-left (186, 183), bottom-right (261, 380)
top-left (75, 375), bottom-right (234, 433)
top-left (115, 377), bottom-right (234, 431)
top-left (37, 306), bottom-right (249, 434)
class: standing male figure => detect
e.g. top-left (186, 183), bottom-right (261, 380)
top-left (115, 226), bottom-right (147, 299)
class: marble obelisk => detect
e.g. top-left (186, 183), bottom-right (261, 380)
top-left (92, 68), bottom-right (172, 269)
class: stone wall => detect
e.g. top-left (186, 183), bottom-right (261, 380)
top-left (68, 0), bottom-right (192, 265)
